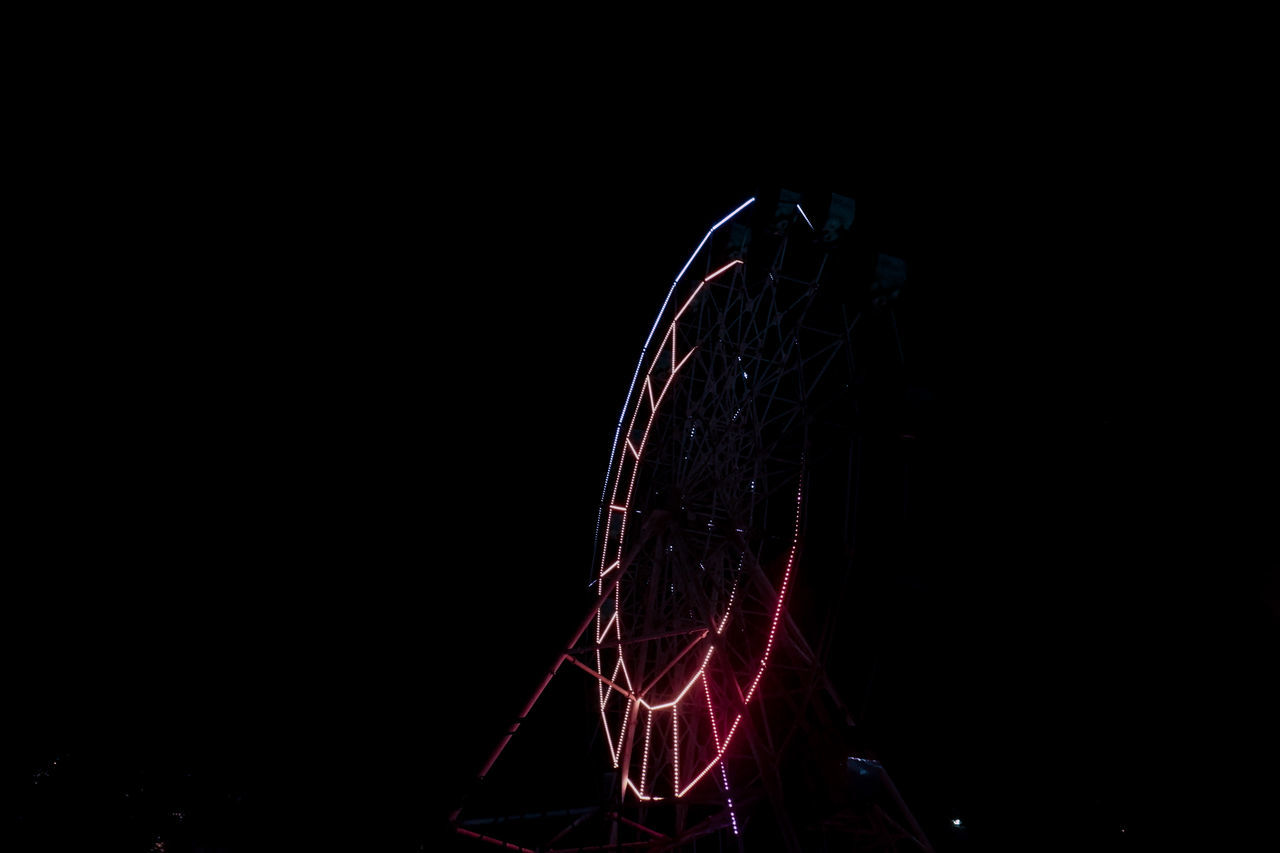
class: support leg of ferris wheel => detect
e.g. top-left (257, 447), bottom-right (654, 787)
top-left (448, 571), bottom-right (622, 827)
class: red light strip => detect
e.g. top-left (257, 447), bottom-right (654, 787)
top-left (454, 826), bottom-right (541, 853)
top-left (597, 259), bottom-right (804, 804)
top-left (704, 258), bottom-right (742, 282)
top-left (744, 478), bottom-right (803, 703)
top-left (671, 282), bottom-right (707, 327)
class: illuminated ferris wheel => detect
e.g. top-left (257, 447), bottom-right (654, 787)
top-left (453, 191), bottom-right (931, 852)
top-left (587, 197), bottom-right (820, 815)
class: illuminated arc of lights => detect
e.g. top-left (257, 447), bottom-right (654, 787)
top-left (601, 559), bottom-right (620, 577)
top-left (589, 198), bottom-right (823, 803)
top-left (744, 477), bottom-right (804, 703)
top-left (641, 646), bottom-right (715, 711)
top-left (674, 197), bottom-right (754, 285)
top-left (615, 337), bottom-right (694, 550)
top-left (614, 476), bottom-right (803, 801)
top-left (708, 198), bottom-right (757, 241)
top-left (608, 316), bottom-right (692, 572)
top-left (604, 255), bottom-right (713, 583)
top-left (596, 198), bottom-right (755, 555)
top-left (604, 332), bottom-right (702, 735)
top-left (604, 339), bottom-right (693, 787)
top-left (670, 282), bottom-right (706, 328)
top-left (612, 452), bottom-right (800, 798)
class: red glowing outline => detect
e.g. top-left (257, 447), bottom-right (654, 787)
top-left (593, 255), bottom-right (802, 802)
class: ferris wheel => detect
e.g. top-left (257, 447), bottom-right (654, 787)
top-left (589, 196), bottom-right (826, 809)
top-left (453, 191), bottom-right (930, 852)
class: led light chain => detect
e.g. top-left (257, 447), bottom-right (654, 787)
top-left (612, 697), bottom-right (632, 767)
top-left (594, 198), bottom-right (753, 558)
top-left (744, 476), bottom-right (804, 704)
top-left (672, 703), bottom-right (680, 796)
top-left (585, 218), bottom-right (815, 805)
top-left (604, 472), bottom-right (804, 801)
top-left (639, 705), bottom-right (653, 795)
top-left (720, 763), bottom-right (740, 836)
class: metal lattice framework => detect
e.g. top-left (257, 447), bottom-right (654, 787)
top-left (587, 220), bottom-right (840, 813)
top-left (452, 194), bottom-right (932, 853)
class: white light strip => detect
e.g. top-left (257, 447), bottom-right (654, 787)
top-left (625, 777), bottom-right (664, 802)
top-left (673, 231), bottom-right (713, 288)
top-left (639, 705), bottom-right (653, 794)
top-left (613, 697), bottom-right (632, 765)
top-left (599, 656), bottom-right (623, 710)
top-left (672, 705), bottom-right (680, 796)
top-left (593, 197), bottom-right (757, 799)
top-left (670, 345), bottom-right (697, 377)
top-left (680, 712), bottom-right (744, 797)
top-left (710, 197), bottom-right (757, 235)
top-left (600, 706), bottom-right (615, 765)
top-left (796, 203), bottom-right (814, 231)
top-left (642, 646), bottom-right (716, 710)
top-left (600, 610), bottom-right (618, 641)
top-left (596, 198), bottom-right (755, 553)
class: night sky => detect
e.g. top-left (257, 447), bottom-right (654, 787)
top-left (8, 85), bottom-right (1275, 853)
